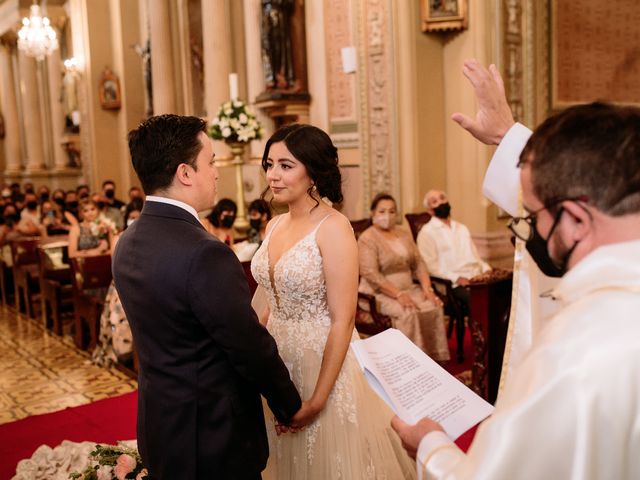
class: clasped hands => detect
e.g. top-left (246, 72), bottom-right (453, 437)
top-left (275, 400), bottom-right (321, 436)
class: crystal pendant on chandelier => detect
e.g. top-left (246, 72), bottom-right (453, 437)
top-left (17, 4), bottom-right (59, 61)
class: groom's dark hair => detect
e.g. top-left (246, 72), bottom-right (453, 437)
top-left (128, 114), bottom-right (207, 195)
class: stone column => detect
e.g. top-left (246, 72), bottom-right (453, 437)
top-left (148, 0), bottom-right (176, 114)
top-left (243, 0), bottom-right (273, 156)
top-left (17, 49), bottom-right (46, 172)
top-left (46, 42), bottom-right (67, 171)
top-left (0, 42), bottom-right (22, 175)
top-left (201, 0), bottom-right (232, 120)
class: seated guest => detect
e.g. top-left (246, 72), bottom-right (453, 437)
top-left (247, 199), bottom-right (271, 245)
top-left (76, 184), bottom-right (90, 200)
top-left (92, 191), bottom-right (122, 231)
top-left (102, 179), bottom-right (126, 209)
top-left (19, 192), bottom-right (41, 226)
top-left (358, 193), bottom-right (450, 361)
top-left (203, 198), bottom-right (237, 246)
top-left (417, 189), bottom-right (491, 317)
top-left (37, 185), bottom-right (50, 203)
top-left (68, 199), bottom-right (113, 258)
top-left (128, 186), bottom-right (143, 202)
top-left (91, 198), bottom-right (143, 367)
top-left (63, 190), bottom-right (80, 225)
top-left (41, 200), bottom-right (70, 236)
top-left (123, 197), bottom-right (143, 228)
top-left (0, 203), bottom-right (22, 247)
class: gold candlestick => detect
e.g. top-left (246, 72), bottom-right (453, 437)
top-left (228, 141), bottom-right (249, 231)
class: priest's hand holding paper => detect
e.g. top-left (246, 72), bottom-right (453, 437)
top-left (390, 415), bottom-right (444, 460)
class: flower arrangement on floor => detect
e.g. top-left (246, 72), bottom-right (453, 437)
top-left (69, 444), bottom-right (147, 480)
top-left (208, 99), bottom-right (263, 144)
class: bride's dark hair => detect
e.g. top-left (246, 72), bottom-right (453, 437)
top-left (261, 124), bottom-right (343, 205)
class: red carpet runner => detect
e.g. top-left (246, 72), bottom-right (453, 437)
top-left (0, 391), bottom-right (137, 480)
top-left (1, 328), bottom-right (477, 478)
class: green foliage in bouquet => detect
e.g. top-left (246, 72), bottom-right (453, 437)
top-left (208, 99), bottom-right (263, 144)
top-left (69, 444), bottom-right (147, 480)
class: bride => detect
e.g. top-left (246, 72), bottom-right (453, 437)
top-left (251, 124), bottom-right (416, 478)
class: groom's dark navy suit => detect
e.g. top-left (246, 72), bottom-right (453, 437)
top-left (113, 201), bottom-right (301, 479)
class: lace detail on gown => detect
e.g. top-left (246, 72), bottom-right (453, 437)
top-left (251, 215), bottom-right (416, 479)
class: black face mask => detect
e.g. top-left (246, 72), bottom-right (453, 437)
top-left (26, 201), bottom-right (38, 210)
top-left (249, 218), bottom-right (262, 230)
top-left (66, 201), bottom-right (79, 210)
top-left (220, 216), bottom-right (235, 229)
top-left (54, 197), bottom-right (65, 206)
top-left (96, 201), bottom-right (105, 210)
top-left (40, 193), bottom-right (49, 202)
top-left (433, 202), bottom-right (451, 219)
top-left (104, 189), bottom-right (115, 199)
top-left (525, 208), bottom-right (577, 278)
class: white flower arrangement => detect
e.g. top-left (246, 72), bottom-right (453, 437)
top-left (208, 100), bottom-right (263, 144)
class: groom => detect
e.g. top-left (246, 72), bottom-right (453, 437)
top-left (113, 114), bottom-right (301, 479)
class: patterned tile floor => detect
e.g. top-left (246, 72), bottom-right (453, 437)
top-left (0, 306), bottom-right (137, 425)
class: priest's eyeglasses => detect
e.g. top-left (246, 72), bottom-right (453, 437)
top-left (508, 195), bottom-right (588, 242)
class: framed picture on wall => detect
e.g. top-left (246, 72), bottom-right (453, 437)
top-left (99, 68), bottom-right (121, 110)
top-left (421, 0), bottom-right (468, 33)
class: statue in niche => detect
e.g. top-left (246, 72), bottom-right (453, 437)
top-left (61, 68), bottom-right (80, 133)
top-left (261, 0), bottom-right (295, 90)
top-left (134, 40), bottom-right (153, 117)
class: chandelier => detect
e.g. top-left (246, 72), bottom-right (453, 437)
top-left (17, 3), bottom-right (59, 61)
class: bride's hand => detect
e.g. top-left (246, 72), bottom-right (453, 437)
top-left (288, 400), bottom-right (322, 430)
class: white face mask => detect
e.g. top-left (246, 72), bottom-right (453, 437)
top-left (373, 213), bottom-right (394, 230)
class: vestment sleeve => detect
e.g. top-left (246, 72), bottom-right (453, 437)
top-left (482, 123), bottom-right (532, 217)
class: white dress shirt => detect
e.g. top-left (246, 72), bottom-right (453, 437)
top-left (416, 217), bottom-right (490, 286)
top-left (145, 195), bottom-right (200, 222)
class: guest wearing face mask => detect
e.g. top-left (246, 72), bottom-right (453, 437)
top-left (37, 185), bottom-right (50, 204)
top-left (63, 190), bottom-right (80, 226)
top-left (102, 180), bottom-right (126, 210)
top-left (247, 199), bottom-right (271, 245)
top-left (19, 192), bottom-right (42, 225)
top-left (203, 198), bottom-right (237, 246)
top-left (41, 200), bottom-right (70, 236)
top-left (417, 189), bottom-right (491, 308)
top-left (358, 193), bottom-right (449, 361)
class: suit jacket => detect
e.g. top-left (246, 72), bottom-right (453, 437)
top-left (112, 201), bottom-right (301, 479)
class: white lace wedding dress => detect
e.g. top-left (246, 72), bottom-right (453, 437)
top-left (251, 215), bottom-right (416, 479)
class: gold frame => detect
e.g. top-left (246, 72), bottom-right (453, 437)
top-left (421, 0), bottom-right (468, 32)
top-left (99, 68), bottom-right (121, 110)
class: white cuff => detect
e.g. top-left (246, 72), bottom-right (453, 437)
top-left (417, 431), bottom-right (465, 480)
top-left (482, 122), bottom-right (533, 218)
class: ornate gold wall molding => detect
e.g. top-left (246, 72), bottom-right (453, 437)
top-left (357, 0), bottom-right (399, 216)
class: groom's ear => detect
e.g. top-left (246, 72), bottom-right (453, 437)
top-left (175, 163), bottom-right (194, 186)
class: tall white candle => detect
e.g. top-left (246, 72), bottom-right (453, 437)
top-left (229, 73), bottom-right (238, 100)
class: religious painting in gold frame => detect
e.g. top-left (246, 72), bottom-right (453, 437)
top-left (551, 0), bottom-right (640, 109)
top-left (99, 68), bottom-right (121, 110)
top-left (421, 0), bottom-right (468, 32)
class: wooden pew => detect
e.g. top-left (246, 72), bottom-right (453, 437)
top-left (70, 254), bottom-right (112, 350)
top-left (10, 236), bottom-right (42, 318)
top-left (37, 239), bottom-right (73, 335)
